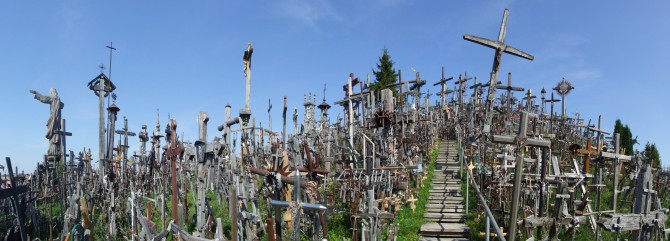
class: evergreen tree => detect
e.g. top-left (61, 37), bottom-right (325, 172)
top-left (644, 142), bottom-right (661, 168)
top-left (371, 47), bottom-right (398, 95)
top-left (613, 119), bottom-right (634, 155)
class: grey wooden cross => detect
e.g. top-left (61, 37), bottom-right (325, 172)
top-left (0, 158), bottom-right (28, 241)
top-left (115, 117), bottom-right (136, 162)
top-left (463, 8), bottom-right (534, 133)
top-left (491, 112), bottom-right (550, 241)
top-left (433, 66), bottom-right (454, 107)
top-left (497, 72), bottom-right (525, 112)
top-left (544, 92), bottom-right (560, 131)
top-left (455, 73), bottom-right (472, 113)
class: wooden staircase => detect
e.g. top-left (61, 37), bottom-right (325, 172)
top-left (419, 140), bottom-right (470, 241)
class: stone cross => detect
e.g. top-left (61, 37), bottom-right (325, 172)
top-left (463, 8), bottom-right (534, 133)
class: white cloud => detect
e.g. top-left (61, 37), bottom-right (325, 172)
top-left (273, 0), bottom-right (342, 28)
top-left (570, 68), bottom-right (602, 80)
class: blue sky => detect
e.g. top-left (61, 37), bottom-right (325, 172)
top-left (1, 1), bottom-right (668, 173)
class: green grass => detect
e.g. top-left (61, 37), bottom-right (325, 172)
top-left (392, 141), bottom-right (440, 241)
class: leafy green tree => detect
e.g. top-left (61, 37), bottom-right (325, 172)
top-left (644, 142), bottom-right (661, 168)
top-left (371, 47), bottom-right (398, 95)
top-left (614, 119), bottom-right (634, 155)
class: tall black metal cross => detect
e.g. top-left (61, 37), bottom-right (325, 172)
top-left (106, 42), bottom-right (116, 81)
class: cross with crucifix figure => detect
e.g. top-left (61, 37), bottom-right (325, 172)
top-left (463, 8), bottom-right (534, 134)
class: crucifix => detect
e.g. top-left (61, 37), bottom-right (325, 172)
top-left (463, 8), bottom-right (534, 134)
top-left (433, 66), bottom-right (454, 107)
top-left (243, 42), bottom-right (253, 113)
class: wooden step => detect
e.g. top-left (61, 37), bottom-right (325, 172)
top-left (418, 237), bottom-right (469, 241)
top-left (425, 204), bottom-right (464, 209)
top-left (428, 199), bottom-right (463, 205)
top-left (423, 213), bottom-right (466, 222)
top-left (420, 223), bottom-right (469, 237)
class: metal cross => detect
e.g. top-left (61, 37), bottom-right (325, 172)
top-left (106, 42), bottom-right (116, 81)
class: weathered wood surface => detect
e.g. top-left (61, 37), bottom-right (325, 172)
top-left (420, 140), bottom-right (470, 240)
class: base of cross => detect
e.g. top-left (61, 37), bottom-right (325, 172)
top-left (44, 155), bottom-right (62, 170)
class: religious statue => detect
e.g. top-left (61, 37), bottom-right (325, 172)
top-left (30, 88), bottom-right (64, 158)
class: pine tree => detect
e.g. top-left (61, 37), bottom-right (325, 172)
top-left (371, 47), bottom-right (398, 95)
top-left (644, 142), bottom-right (661, 168)
top-left (613, 119), bottom-right (634, 155)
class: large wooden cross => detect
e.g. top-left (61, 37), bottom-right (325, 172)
top-left (491, 112), bottom-right (550, 241)
top-left (0, 158), bottom-right (28, 241)
top-left (464, 8), bottom-right (534, 133)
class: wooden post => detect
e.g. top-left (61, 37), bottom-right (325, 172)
top-left (508, 112), bottom-right (529, 241)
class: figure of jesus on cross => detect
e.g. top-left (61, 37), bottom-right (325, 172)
top-left (30, 88), bottom-right (64, 159)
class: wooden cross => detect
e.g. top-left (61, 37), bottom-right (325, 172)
top-left (497, 72), bottom-right (525, 112)
top-left (522, 89), bottom-right (536, 112)
top-left (455, 73), bottom-right (472, 112)
top-left (433, 66), bottom-right (454, 107)
top-left (0, 158), bottom-right (28, 241)
top-left (463, 8), bottom-right (534, 134)
top-left (114, 117), bottom-right (136, 162)
top-left (601, 133), bottom-right (631, 212)
top-left (491, 112), bottom-right (550, 241)
top-left (575, 137), bottom-right (598, 174)
top-left (544, 92), bottom-right (560, 130)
